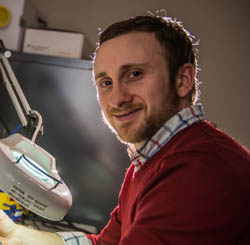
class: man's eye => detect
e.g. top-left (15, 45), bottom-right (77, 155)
top-left (128, 70), bottom-right (143, 80)
top-left (130, 71), bottom-right (141, 78)
top-left (100, 80), bottom-right (112, 88)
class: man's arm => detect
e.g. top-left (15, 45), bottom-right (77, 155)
top-left (0, 210), bottom-right (64, 245)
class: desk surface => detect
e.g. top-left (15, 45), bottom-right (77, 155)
top-left (18, 216), bottom-right (97, 234)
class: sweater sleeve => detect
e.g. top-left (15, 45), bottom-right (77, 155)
top-left (55, 206), bottom-right (121, 245)
top-left (86, 206), bottom-right (121, 245)
top-left (86, 165), bottom-right (135, 245)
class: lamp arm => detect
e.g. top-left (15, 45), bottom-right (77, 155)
top-left (0, 40), bottom-right (43, 142)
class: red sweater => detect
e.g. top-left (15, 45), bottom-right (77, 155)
top-left (87, 121), bottom-right (250, 244)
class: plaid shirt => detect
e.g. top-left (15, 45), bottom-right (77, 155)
top-left (128, 104), bottom-right (206, 172)
top-left (57, 104), bottom-right (206, 245)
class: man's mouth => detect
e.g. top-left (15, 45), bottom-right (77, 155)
top-left (113, 108), bottom-right (142, 122)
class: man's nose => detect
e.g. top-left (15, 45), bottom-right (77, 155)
top-left (109, 84), bottom-right (133, 108)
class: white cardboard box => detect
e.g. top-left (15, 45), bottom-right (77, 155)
top-left (23, 28), bottom-right (85, 59)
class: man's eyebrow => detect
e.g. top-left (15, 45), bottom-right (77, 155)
top-left (95, 72), bottom-right (107, 80)
top-left (120, 62), bottom-right (148, 71)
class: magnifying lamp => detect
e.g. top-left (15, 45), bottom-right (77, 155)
top-left (0, 40), bottom-right (72, 221)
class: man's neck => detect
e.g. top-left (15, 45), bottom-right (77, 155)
top-left (134, 141), bottom-right (146, 149)
top-left (133, 103), bottom-right (193, 150)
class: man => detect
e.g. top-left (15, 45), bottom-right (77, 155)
top-left (1, 14), bottom-right (250, 245)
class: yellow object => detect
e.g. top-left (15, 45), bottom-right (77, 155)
top-left (0, 5), bottom-right (11, 28)
top-left (0, 190), bottom-right (23, 221)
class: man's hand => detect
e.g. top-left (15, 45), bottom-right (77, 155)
top-left (0, 210), bottom-right (19, 244)
top-left (0, 210), bottom-right (64, 245)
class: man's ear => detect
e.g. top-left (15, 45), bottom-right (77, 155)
top-left (175, 64), bottom-right (195, 98)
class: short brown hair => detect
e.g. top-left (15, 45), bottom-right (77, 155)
top-left (95, 14), bottom-right (200, 103)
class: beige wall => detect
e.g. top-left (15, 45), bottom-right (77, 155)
top-left (23, 0), bottom-right (250, 149)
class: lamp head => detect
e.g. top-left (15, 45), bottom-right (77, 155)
top-left (0, 133), bottom-right (72, 221)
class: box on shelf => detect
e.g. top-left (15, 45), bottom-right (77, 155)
top-left (22, 28), bottom-right (85, 59)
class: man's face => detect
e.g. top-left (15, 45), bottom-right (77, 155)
top-left (94, 32), bottom-right (179, 147)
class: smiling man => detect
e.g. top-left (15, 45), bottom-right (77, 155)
top-left (94, 31), bottom-right (183, 147)
top-left (1, 13), bottom-right (250, 245)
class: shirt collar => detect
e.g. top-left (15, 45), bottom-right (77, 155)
top-left (128, 104), bottom-right (206, 172)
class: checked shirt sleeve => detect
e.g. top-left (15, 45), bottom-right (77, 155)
top-left (56, 231), bottom-right (92, 245)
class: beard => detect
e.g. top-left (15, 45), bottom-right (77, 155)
top-left (101, 88), bottom-right (180, 145)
